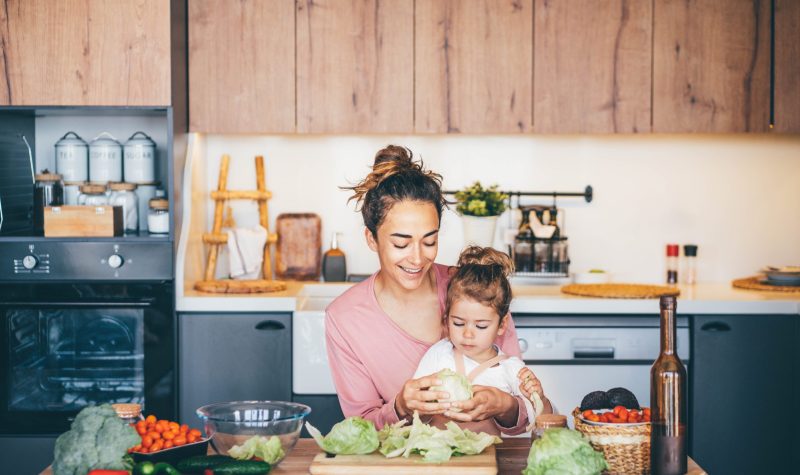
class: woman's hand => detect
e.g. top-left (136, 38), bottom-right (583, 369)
top-left (443, 385), bottom-right (518, 426)
top-left (395, 374), bottom-right (452, 419)
top-left (518, 367), bottom-right (545, 401)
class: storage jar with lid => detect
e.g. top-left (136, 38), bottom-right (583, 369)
top-left (89, 132), bottom-right (122, 183)
top-left (33, 171), bottom-right (64, 235)
top-left (78, 183), bottom-right (109, 206)
top-left (123, 131), bottom-right (156, 184)
top-left (112, 403), bottom-right (144, 426)
top-left (532, 414), bottom-right (567, 440)
top-left (147, 198), bottom-right (169, 234)
top-left (134, 182), bottom-right (159, 232)
top-left (63, 181), bottom-right (85, 205)
top-left (55, 131), bottom-right (89, 182)
top-left (109, 182), bottom-right (139, 233)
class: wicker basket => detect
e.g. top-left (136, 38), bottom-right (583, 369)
top-left (572, 408), bottom-right (650, 475)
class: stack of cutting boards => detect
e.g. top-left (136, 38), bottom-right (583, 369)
top-left (309, 446), bottom-right (498, 474)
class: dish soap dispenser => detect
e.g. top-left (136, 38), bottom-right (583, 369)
top-left (322, 232), bottom-right (347, 282)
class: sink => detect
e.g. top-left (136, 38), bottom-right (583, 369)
top-left (296, 283), bottom-right (352, 312)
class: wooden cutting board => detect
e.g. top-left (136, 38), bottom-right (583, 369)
top-left (309, 446), bottom-right (497, 474)
top-left (275, 213), bottom-right (321, 280)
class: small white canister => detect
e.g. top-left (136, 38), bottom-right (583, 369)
top-left (123, 131), bottom-right (157, 184)
top-left (63, 181), bottom-right (86, 205)
top-left (109, 182), bottom-right (139, 233)
top-left (89, 132), bottom-right (122, 183)
top-left (55, 132), bottom-right (89, 182)
top-left (134, 182), bottom-right (159, 232)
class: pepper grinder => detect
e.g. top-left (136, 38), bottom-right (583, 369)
top-left (322, 232), bottom-right (347, 282)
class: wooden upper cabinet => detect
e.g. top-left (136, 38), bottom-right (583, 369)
top-left (653, 0), bottom-right (770, 133)
top-left (774, 0), bottom-right (800, 133)
top-left (415, 0), bottom-right (532, 133)
top-left (189, 0), bottom-right (295, 133)
top-left (533, 0), bottom-right (652, 134)
top-left (0, 0), bottom-right (171, 106)
top-left (296, 0), bottom-right (413, 133)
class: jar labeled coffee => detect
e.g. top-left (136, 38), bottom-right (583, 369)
top-left (123, 131), bottom-right (156, 184)
top-left (89, 132), bottom-right (122, 183)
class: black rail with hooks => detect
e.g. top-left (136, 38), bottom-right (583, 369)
top-left (443, 185), bottom-right (593, 203)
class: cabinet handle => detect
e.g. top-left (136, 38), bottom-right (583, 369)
top-left (255, 320), bottom-right (285, 331)
top-left (700, 321), bottom-right (731, 332)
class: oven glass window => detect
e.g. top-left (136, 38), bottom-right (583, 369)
top-left (8, 308), bottom-right (144, 412)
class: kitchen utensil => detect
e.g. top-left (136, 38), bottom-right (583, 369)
top-left (89, 132), bottom-right (123, 183)
top-left (196, 401), bottom-right (311, 466)
top-left (276, 213), bottom-right (322, 280)
top-left (54, 132), bottom-right (89, 182)
top-left (309, 445), bottom-right (497, 474)
top-left (123, 131), bottom-right (157, 183)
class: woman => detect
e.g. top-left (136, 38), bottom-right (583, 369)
top-left (325, 145), bottom-right (548, 433)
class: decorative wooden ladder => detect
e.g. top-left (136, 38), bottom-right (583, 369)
top-left (194, 154), bottom-right (287, 293)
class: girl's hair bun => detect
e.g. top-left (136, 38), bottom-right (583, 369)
top-left (456, 246), bottom-right (515, 276)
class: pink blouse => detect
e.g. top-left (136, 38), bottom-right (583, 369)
top-left (325, 263), bottom-right (528, 432)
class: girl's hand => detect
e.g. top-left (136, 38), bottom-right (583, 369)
top-left (444, 385), bottom-right (518, 426)
top-left (518, 367), bottom-right (544, 401)
top-left (395, 373), bottom-right (452, 419)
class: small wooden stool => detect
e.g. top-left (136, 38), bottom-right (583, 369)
top-left (194, 155), bottom-right (287, 294)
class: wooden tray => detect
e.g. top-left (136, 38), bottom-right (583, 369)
top-left (561, 283), bottom-right (680, 299)
top-left (309, 446), bottom-right (497, 474)
top-left (732, 276), bottom-right (800, 293)
top-left (276, 213), bottom-right (322, 280)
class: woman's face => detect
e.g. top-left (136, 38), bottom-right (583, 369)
top-left (366, 200), bottom-right (440, 291)
top-left (447, 297), bottom-right (507, 361)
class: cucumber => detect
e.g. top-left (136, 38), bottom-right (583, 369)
top-left (211, 460), bottom-right (271, 475)
top-left (175, 455), bottom-right (232, 473)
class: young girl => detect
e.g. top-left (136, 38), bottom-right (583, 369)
top-left (413, 246), bottom-right (551, 435)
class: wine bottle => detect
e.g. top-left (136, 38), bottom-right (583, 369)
top-left (650, 295), bottom-right (688, 475)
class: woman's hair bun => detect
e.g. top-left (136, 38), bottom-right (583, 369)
top-left (456, 246), bottom-right (515, 276)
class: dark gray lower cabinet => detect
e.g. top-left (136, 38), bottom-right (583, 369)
top-left (179, 313), bottom-right (292, 426)
top-left (292, 394), bottom-right (344, 437)
top-left (691, 314), bottom-right (798, 474)
top-left (0, 436), bottom-right (56, 475)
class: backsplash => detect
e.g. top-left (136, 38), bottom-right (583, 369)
top-left (194, 134), bottom-right (800, 284)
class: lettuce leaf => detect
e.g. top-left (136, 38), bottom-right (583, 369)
top-left (306, 417), bottom-right (379, 455)
top-left (431, 369), bottom-right (473, 409)
top-left (522, 428), bottom-right (607, 475)
top-left (228, 435), bottom-right (285, 464)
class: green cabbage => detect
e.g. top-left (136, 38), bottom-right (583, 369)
top-left (306, 417), bottom-right (379, 455)
top-left (228, 435), bottom-right (285, 464)
top-left (522, 428), bottom-right (608, 475)
top-left (431, 369), bottom-right (473, 409)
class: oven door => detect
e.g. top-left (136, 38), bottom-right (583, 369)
top-left (0, 282), bottom-right (174, 435)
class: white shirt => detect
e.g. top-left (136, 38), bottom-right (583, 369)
top-left (413, 339), bottom-right (536, 425)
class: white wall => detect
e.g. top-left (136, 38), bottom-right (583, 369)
top-left (197, 134), bottom-right (800, 284)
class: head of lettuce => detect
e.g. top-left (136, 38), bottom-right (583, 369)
top-left (523, 428), bottom-right (607, 475)
top-left (306, 416), bottom-right (379, 455)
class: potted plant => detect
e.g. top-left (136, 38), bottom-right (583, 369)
top-left (455, 181), bottom-right (508, 247)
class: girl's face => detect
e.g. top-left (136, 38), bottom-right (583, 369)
top-left (447, 297), bottom-right (507, 362)
top-left (366, 200), bottom-right (440, 291)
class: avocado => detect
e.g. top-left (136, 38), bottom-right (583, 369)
top-left (579, 390), bottom-right (611, 411)
top-left (607, 387), bottom-right (640, 409)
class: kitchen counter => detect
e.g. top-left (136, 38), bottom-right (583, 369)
top-left (40, 438), bottom-right (708, 474)
top-left (177, 280), bottom-right (800, 315)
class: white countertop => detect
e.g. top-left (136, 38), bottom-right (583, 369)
top-left (177, 281), bottom-right (800, 315)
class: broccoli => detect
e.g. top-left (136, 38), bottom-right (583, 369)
top-left (52, 404), bottom-right (141, 475)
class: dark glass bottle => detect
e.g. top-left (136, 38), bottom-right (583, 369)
top-left (322, 232), bottom-right (346, 282)
top-left (650, 295), bottom-right (687, 475)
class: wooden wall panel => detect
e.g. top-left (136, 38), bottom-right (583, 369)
top-left (415, 0), bottom-right (533, 133)
top-left (533, 0), bottom-right (652, 133)
top-left (296, 0), bottom-right (413, 133)
top-left (189, 0), bottom-right (295, 133)
top-left (0, 0), bottom-right (171, 106)
top-left (774, 0), bottom-right (800, 133)
top-left (653, 0), bottom-right (770, 133)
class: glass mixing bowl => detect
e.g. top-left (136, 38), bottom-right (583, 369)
top-left (196, 400), bottom-right (311, 465)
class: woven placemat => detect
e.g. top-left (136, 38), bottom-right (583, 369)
top-left (194, 279), bottom-right (288, 294)
top-left (732, 276), bottom-right (800, 293)
top-left (561, 283), bottom-right (680, 299)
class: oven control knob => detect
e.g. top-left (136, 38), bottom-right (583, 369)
top-left (22, 254), bottom-right (38, 270)
top-left (108, 254), bottom-right (124, 269)
top-left (518, 338), bottom-right (529, 353)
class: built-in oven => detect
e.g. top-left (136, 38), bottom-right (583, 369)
top-left (514, 315), bottom-right (690, 426)
top-left (0, 281), bottom-right (175, 435)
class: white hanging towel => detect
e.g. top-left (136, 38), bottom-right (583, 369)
top-left (226, 225), bottom-right (268, 280)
